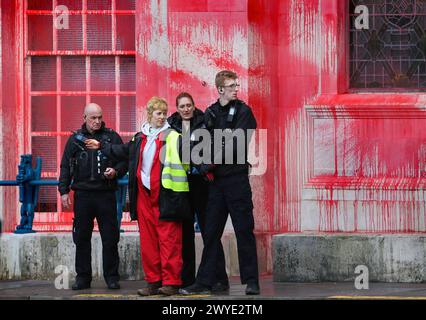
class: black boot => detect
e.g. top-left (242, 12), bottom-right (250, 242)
top-left (179, 282), bottom-right (211, 295)
top-left (106, 280), bottom-right (120, 290)
top-left (72, 280), bottom-right (91, 290)
top-left (212, 281), bottom-right (230, 292)
top-left (245, 281), bottom-right (260, 295)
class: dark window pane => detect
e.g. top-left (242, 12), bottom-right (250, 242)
top-left (28, 15), bottom-right (53, 51)
top-left (58, 15), bottom-right (83, 50)
top-left (62, 56), bottom-right (86, 91)
top-left (31, 57), bottom-right (56, 91)
top-left (87, 15), bottom-right (112, 50)
top-left (28, 0), bottom-right (53, 10)
top-left (61, 96), bottom-right (86, 131)
top-left (87, 0), bottom-right (112, 10)
top-left (91, 56), bottom-right (115, 91)
top-left (57, 0), bottom-right (82, 10)
top-left (120, 56), bottom-right (135, 91)
top-left (116, 0), bottom-right (135, 10)
top-left (350, 0), bottom-right (426, 90)
top-left (32, 136), bottom-right (57, 172)
top-left (32, 96), bottom-right (57, 132)
top-left (120, 96), bottom-right (136, 132)
top-left (35, 186), bottom-right (58, 212)
top-left (116, 15), bottom-right (135, 50)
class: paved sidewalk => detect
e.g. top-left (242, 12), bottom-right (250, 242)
top-left (1, 276), bottom-right (426, 300)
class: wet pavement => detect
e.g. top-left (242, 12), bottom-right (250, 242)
top-left (1, 276), bottom-right (426, 300)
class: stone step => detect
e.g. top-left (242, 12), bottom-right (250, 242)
top-left (0, 232), bottom-right (244, 280)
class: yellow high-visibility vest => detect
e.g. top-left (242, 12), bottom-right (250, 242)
top-left (161, 130), bottom-right (189, 192)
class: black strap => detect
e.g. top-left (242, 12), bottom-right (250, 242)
top-left (206, 108), bottom-right (217, 129)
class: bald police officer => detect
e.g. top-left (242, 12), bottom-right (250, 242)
top-left (59, 103), bottom-right (127, 290)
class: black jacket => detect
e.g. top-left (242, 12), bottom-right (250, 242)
top-left (204, 99), bottom-right (257, 177)
top-left (167, 107), bottom-right (207, 167)
top-left (58, 122), bottom-right (128, 195)
top-left (168, 107), bottom-right (206, 134)
top-left (101, 129), bottom-right (190, 222)
top-left (167, 107), bottom-right (210, 189)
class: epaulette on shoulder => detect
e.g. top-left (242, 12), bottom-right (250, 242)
top-left (131, 132), bottom-right (142, 142)
top-left (236, 99), bottom-right (247, 106)
top-left (236, 99), bottom-right (252, 112)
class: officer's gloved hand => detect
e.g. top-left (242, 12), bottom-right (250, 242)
top-left (198, 164), bottom-right (215, 175)
top-left (197, 164), bottom-right (215, 183)
top-left (104, 167), bottom-right (117, 180)
top-left (203, 172), bottom-right (214, 183)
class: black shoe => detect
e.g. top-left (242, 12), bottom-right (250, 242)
top-left (72, 281), bottom-right (91, 290)
top-left (106, 281), bottom-right (120, 290)
top-left (212, 281), bottom-right (230, 292)
top-left (245, 281), bottom-right (260, 295)
top-left (179, 283), bottom-right (211, 295)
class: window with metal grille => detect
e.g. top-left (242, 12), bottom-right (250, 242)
top-left (26, 0), bottom-right (136, 231)
top-left (350, 0), bottom-right (426, 90)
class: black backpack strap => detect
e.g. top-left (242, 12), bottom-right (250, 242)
top-left (206, 107), bottom-right (217, 130)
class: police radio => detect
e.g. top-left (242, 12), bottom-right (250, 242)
top-left (227, 105), bottom-right (236, 123)
top-left (71, 131), bottom-right (88, 143)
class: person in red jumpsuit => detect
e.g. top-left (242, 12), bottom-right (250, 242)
top-left (85, 97), bottom-right (189, 296)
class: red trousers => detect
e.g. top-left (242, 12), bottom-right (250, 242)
top-left (136, 182), bottom-right (183, 286)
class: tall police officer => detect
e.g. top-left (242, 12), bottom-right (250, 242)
top-left (180, 70), bottom-right (260, 295)
top-left (59, 103), bottom-right (127, 290)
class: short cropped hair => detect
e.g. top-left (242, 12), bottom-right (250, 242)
top-left (147, 96), bottom-right (168, 121)
top-left (215, 70), bottom-right (238, 88)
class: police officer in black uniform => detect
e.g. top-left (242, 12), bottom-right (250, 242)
top-left (168, 92), bottom-right (229, 291)
top-left (180, 70), bottom-right (260, 295)
top-left (59, 103), bottom-right (127, 290)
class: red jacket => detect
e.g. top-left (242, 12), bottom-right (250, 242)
top-left (102, 130), bottom-right (191, 221)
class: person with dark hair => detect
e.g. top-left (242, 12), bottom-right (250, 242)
top-left (167, 92), bottom-right (228, 291)
top-left (180, 70), bottom-right (260, 295)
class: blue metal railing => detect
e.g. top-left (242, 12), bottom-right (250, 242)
top-left (0, 154), bottom-right (128, 234)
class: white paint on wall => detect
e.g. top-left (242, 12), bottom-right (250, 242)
top-left (140, 2), bottom-right (249, 88)
top-left (148, 0), bottom-right (170, 68)
top-left (171, 20), bottom-right (248, 87)
top-left (288, 0), bottom-right (322, 72)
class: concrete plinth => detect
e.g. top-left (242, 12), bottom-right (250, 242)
top-left (0, 233), bottom-right (143, 281)
top-left (0, 232), bottom-right (248, 281)
top-left (273, 233), bottom-right (426, 283)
